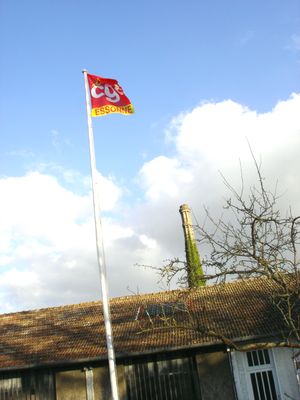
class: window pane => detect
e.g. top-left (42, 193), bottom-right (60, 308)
top-left (252, 351), bottom-right (259, 366)
top-left (256, 372), bottom-right (265, 399)
top-left (264, 350), bottom-right (270, 364)
top-left (250, 373), bottom-right (260, 400)
top-left (247, 352), bottom-right (253, 367)
top-left (262, 371), bottom-right (272, 400)
top-left (258, 350), bottom-right (264, 365)
top-left (267, 371), bottom-right (278, 400)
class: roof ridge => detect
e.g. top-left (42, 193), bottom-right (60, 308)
top-left (0, 299), bottom-right (102, 317)
top-left (0, 274), bottom-right (284, 317)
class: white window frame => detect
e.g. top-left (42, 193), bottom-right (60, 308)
top-left (231, 349), bottom-right (281, 400)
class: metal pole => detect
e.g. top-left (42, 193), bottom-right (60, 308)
top-left (82, 69), bottom-right (120, 400)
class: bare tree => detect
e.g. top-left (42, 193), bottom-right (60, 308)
top-left (142, 153), bottom-right (300, 344)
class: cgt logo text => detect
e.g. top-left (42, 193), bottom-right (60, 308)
top-left (91, 83), bottom-right (124, 103)
top-left (92, 104), bottom-right (134, 116)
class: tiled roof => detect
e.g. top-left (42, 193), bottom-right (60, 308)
top-left (0, 276), bottom-right (297, 370)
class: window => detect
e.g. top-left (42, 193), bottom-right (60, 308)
top-left (231, 348), bottom-right (282, 400)
top-left (246, 350), bottom-right (278, 400)
top-left (124, 355), bottom-right (201, 400)
top-left (135, 302), bottom-right (187, 320)
top-left (0, 369), bottom-right (55, 399)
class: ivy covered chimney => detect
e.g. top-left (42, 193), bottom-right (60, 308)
top-left (179, 204), bottom-right (205, 288)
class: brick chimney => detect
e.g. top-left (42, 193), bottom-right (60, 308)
top-left (179, 204), bottom-right (205, 287)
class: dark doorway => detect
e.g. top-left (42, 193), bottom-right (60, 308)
top-left (124, 354), bottom-right (201, 400)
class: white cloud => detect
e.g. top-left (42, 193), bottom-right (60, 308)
top-left (139, 93), bottom-right (300, 208)
top-left (139, 156), bottom-right (193, 201)
top-left (95, 171), bottom-right (123, 211)
top-left (0, 172), bottom-right (90, 249)
top-left (1, 93), bottom-right (299, 313)
top-left (0, 171), bottom-right (150, 312)
top-left (170, 94), bottom-right (300, 165)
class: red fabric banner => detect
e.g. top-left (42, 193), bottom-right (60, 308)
top-left (87, 74), bottom-right (134, 117)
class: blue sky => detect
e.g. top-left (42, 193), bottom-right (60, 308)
top-left (0, 0), bottom-right (299, 312)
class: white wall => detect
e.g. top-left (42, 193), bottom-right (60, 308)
top-left (272, 347), bottom-right (300, 400)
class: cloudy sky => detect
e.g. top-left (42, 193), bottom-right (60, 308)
top-left (0, 0), bottom-right (299, 313)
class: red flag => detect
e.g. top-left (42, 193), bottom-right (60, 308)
top-left (87, 73), bottom-right (134, 117)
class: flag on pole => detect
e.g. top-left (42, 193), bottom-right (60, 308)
top-left (87, 73), bottom-right (134, 117)
top-left (83, 69), bottom-right (132, 400)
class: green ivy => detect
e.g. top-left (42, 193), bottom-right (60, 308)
top-left (186, 235), bottom-right (205, 287)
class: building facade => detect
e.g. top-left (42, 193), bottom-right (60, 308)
top-left (0, 276), bottom-right (299, 399)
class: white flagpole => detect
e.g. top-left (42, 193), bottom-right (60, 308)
top-left (82, 69), bottom-right (120, 400)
